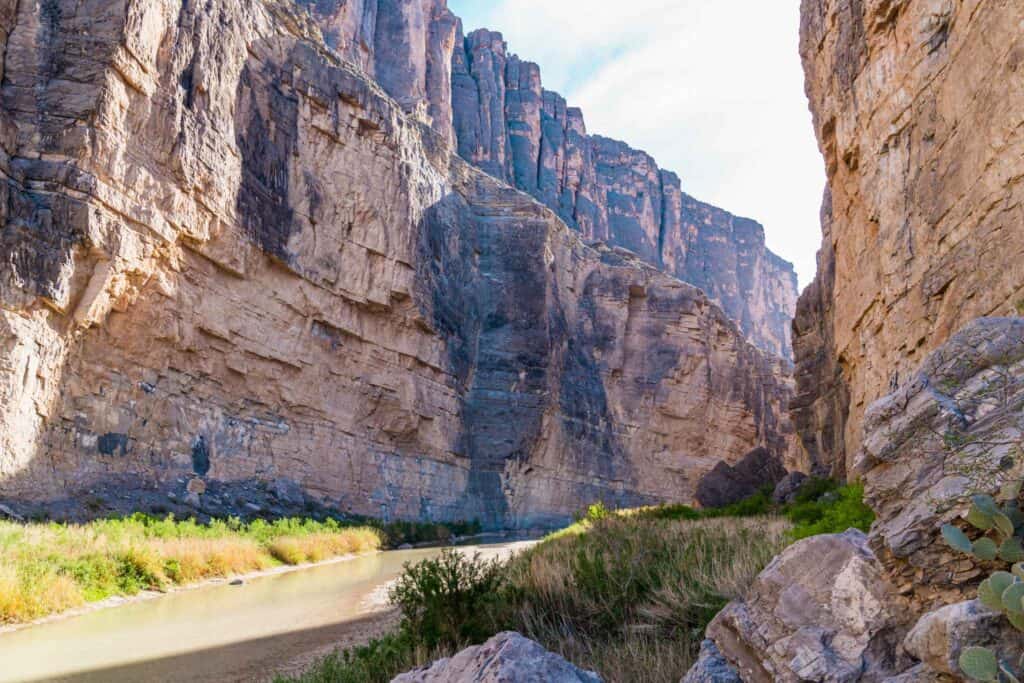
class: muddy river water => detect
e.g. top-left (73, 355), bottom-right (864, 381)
top-left (0, 540), bottom-right (535, 683)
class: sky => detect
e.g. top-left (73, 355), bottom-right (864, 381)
top-left (447, 0), bottom-right (826, 289)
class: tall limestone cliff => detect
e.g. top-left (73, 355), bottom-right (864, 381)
top-left (0, 0), bottom-right (795, 527)
top-left (450, 27), bottom-right (799, 361)
top-left (794, 0), bottom-right (1024, 477)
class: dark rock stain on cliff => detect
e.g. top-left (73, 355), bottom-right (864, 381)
top-left (235, 52), bottom-right (301, 262)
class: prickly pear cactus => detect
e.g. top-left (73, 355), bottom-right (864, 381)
top-left (942, 479), bottom-right (1024, 682)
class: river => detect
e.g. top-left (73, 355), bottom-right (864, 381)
top-left (0, 540), bottom-right (535, 683)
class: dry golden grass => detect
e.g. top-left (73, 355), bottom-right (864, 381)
top-left (282, 513), bottom-right (791, 683)
top-left (0, 565), bottom-right (85, 624)
top-left (503, 515), bottom-right (790, 683)
top-left (0, 516), bottom-right (383, 625)
top-left (269, 529), bottom-right (382, 565)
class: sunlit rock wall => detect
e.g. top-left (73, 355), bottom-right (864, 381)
top-left (0, 0), bottom-right (795, 527)
top-left (795, 0), bottom-right (1024, 476)
top-left (448, 27), bottom-right (799, 361)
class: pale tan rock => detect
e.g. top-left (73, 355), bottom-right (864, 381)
top-left (706, 530), bottom-right (909, 682)
top-left (391, 632), bottom-right (601, 683)
top-left (903, 600), bottom-right (1024, 677)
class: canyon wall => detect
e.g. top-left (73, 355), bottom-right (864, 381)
top-left (451, 27), bottom-right (799, 361)
top-left (795, 0), bottom-right (1024, 476)
top-left (0, 0), bottom-right (794, 527)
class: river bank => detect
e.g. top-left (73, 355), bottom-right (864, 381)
top-left (0, 541), bottom-right (535, 683)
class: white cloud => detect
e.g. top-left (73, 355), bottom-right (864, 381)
top-left (448, 0), bottom-right (826, 288)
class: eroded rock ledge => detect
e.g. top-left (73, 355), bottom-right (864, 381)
top-left (0, 0), bottom-right (795, 528)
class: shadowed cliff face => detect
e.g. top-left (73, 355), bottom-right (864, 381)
top-left (0, 0), bottom-right (796, 528)
top-left (795, 0), bottom-right (1024, 477)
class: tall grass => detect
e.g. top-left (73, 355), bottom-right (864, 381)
top-left (504, 515), bottom-right (789, 682)
top-left (281, 514), bottom-right (789, 683)
top-left (0, 514), bottom-right (383, 625)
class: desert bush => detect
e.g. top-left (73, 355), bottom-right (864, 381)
top-left (786, 483), bottom-right (875, 539)
top-left (389, 549), bottom-right (506, 651)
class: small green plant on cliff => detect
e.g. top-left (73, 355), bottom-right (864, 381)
top-left (941, 479), bottom-right (1024, 682)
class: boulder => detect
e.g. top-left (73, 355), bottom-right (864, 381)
top-left (902, 600), bottom-right (1024, 678)
top-left (705, 530), bottom-right (909, 682)
top-left (681, 640), bottom-right (741, 683)
top-left (390, 632), bottom-right (601, 683)
top-left (772, 471), bottom-right (810, 505)
top-left (0, 502), bottom-right (23, 521)
top-left (695, 447), bottom-right (787, 509)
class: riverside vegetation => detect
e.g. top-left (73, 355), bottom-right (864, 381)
top-left (281, 480), bottom-right (873, 683)
top-left (0, 513), bottom-right (481, 625)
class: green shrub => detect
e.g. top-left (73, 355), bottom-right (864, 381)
top-left (791, 477), bottom-right (839, 504)
top-left (581, 501), bottom-right (612, 522)
top-left (389, 549), bottom-right (506, 651)
top-left (702, 488), bottom-right (774, 518)
top-left (785, 483), bottom-right (875, 540)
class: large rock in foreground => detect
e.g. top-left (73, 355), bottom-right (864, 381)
top-left (690, 318), bottom-right (1024, 681)
top-left (391, 632), bottom-right (601, 683)
top-left (706, 530), bottom-right (908, 682)
top-left (861, 318), bottom-right (1024, 607)
top-left (903, 600), bottom-right (1024, 679)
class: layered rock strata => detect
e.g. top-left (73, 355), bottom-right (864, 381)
top-left (795, 0), bottom-right (1024, 477)
top-left (0, 0), bottom-right (794, 527)
top-left (449, 27), bottom-right (798, 360)
top-left (687, 318), bottom-right (1024, 681)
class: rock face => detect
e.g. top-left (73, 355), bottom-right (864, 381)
top-left (391, 632), bottom-right (602, 683)
top-left (772, 471), bottom-right (810, 505)
top-left (903, 600), bottom-right (1024, 679)
top-left (687, 319), bottom-right (1024, 681)
top-left (795, 0), bottom-right (1024, 477)
top-left (450, 28), bottom-right (799, 361)
top-left (694, 446), bottom-right (787, 509)
top-left (860, 318), bottom-right (1024, 608)
top-left (681, 640), bottom-right (741, 683)
top-left (0, 0), bottom-right (795, 527)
